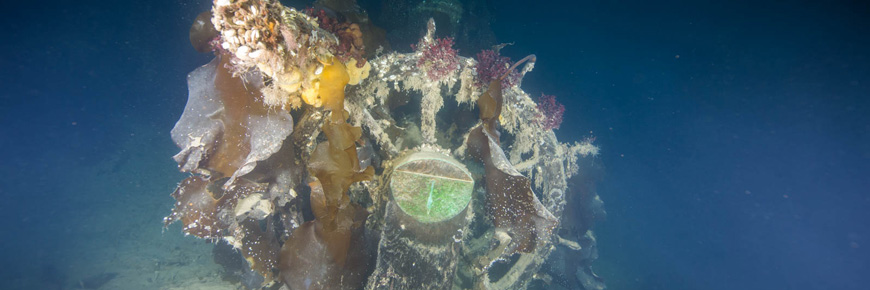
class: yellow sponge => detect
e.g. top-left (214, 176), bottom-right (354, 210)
top-left (345, 59), bottom-right (371, 85)
top-left (319, 59), bottom-right (350, 112)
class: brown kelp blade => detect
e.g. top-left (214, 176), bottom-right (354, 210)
top-left (468, 54), bottom-right (554, 253)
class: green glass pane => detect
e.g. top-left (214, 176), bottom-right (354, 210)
top-left (390, 152), bottom-right (474, 223)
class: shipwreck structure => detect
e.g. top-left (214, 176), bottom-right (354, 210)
top-left (164, 0), bottom-right (606, 289)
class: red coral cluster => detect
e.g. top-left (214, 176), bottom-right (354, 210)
top-left (334, 22), bottom-right (365, 67)
top-left (536, 94), bottom-right (565, 130)
top-left (474, 49), bottom-right (519, 88)
top-left (305, 8), bottom-right (366, 67)
top-left (305, 8), bottom-right (337, 31)
top-left (414, 37), bottom-right (460, 81)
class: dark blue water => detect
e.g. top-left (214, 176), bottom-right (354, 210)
top-left (491, 1), bottom-right (870, 289)
top-left (1, 0), bottom-right (867, 289)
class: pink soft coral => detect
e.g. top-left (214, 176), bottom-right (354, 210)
top-left (536, 94), bottom-right (565, 130)
top-left (474, 49), bottom-right (519, 88)
top-left (414, 37), bottom-right (460, 81)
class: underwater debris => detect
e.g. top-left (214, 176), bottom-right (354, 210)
top-left (164, 1), bottom-right (605, 289)
top-left (367, 146), bottom-right (474, 289)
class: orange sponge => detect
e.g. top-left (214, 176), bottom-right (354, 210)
top-left (319, 58), bottom-right (350, 113)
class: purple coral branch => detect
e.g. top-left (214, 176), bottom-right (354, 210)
top-left (536, 94), bottom-right (565, 130)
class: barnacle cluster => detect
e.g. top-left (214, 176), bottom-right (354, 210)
top-left (210, 0), bottom-right (370, 109)
top-left (164, 1), bottom-right (606, 289)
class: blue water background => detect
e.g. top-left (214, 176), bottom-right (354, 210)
top-left (492, 1), bottom-right (870, 289)
top-left (1, 0), bottom-right (868, 289)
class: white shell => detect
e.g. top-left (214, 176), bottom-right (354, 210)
top-left (236, 46), bottom-right (251, 60)
top-left (248, 49), bottom-right (263, 59)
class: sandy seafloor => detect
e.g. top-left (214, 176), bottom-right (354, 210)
top-left (0, 1), bottom-right (252, 288)
top-left (4, 126), bottom-right (240, 290)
